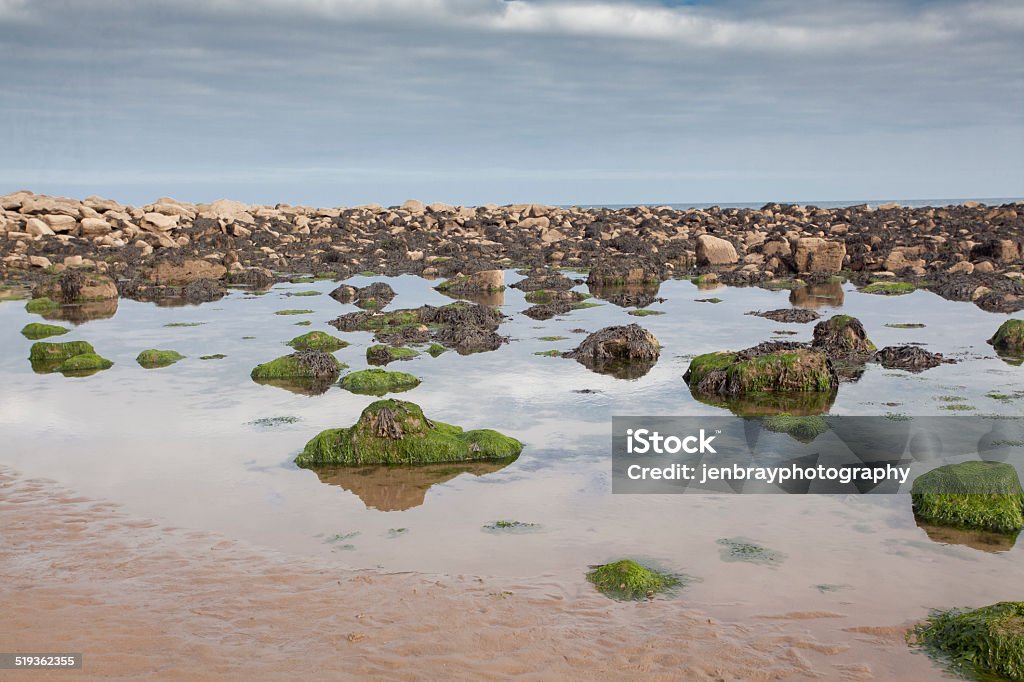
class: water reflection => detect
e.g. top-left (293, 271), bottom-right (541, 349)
top-left (251, 376), bottom-right (337, 396)
top-left (789, 282), bottom-right (845, 309)
top-left (311, 459), bottom-right (517, 511)
top-left (437, 289), bottom-right (506, 306)
top-left (587, 283), bottom-right (663, 308)
top-left (688, 388), bottom-right (837, 416)
top-left (917, 521), bottom-right (1019, 553)
top-left (40, 299), bottom-right (118, 324)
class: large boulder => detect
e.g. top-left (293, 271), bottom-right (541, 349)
top-left (912, 461), bottom-right (1024, 534)
top-left (33, 270), bottom-right (118, 303)
top-left (874, 345), bottom-right (947, 372)
top-left (435, 270), bottom-right (505, 293)
top-left (990, 319), bottom-right (1024, 354)
top-left (295, 399), bottom-right (522, 466)
top-left (811, 315), bottom-right (876, 355)
top-left (793, 238), bottom-right (845, 273)
top-left (696, 234), bottom-right (738, 266)
top-left (564, 324), bottom-right (660, 379)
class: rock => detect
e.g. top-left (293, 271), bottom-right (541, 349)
top-left (79, 217), bottom-right (112, 237)
top-left (947, 261), bottom-right (975, 274)
top-left (793, 238), bottom-right (845, 273)
top-left (912, 461), bottom-right (1024, 533)
top-left (519, 216), bottom-right (550, 230)
top-left (136, 349), bottom-right (186, 369)
top-left (148, 259), bottom-right (227, 285)
top-left (811, 315), bottom-right (876, 355)
top-left (564, 324), bottom-right (660, 379)
top-left (696, 234), bottom-right (738, 266)
top-left (250, 350), bottom-right (344, 395)
top-left (512, 270), bottom-right (576, 292)
top-left (586, 261), bottom-right (661, 287)
top-left (29, 256), bottom-right (51, 268)
top-left (287, 331), bottom-right (348, 353)
top-left (41, 214), bottom-right (76, 232)
top-left (874, 345), bottom-right (947, 372)
top-left (747, 308), bottom-right (820, 324)
top-left (989, 319), bottom-right (1024, 354)
top-left (141, 212), bottom-right (178, 231)
top-left (55, 353), bottom-right (113, 374)
top-left (684, 342), bottom-right (837, 396)
top-left (204, 198), bottom-right (250, 219)
top-left (34, 270), bottom-right (118, 303)
top-left (24, 218), bottom-right (54, 238)
top-left (329, 282), bottom-right (395, 309)
top-left (294, 399), bottom-right (523, 466)
top-left (20, 323), bottom-right (69, 340)
top-left (401, 199), bottom-right (425, 213)
top-left (339, 368), bottom-right (421, 396)
top-left (367, 344), bottom-right (419, 366)
top-left (912, 601), bottom-right (1024, 681)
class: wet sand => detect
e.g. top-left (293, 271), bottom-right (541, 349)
top-left (0, 468), bottom-right (940, 680)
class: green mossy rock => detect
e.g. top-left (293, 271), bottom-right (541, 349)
top-left (295, 399), bottom-right (522, 467)
top-left (912, 601), bottom-right (1024, 680)
top-left (586, 559), bottom-right (680, 601)
top-left (20, 323), bottom-right (69, 340)
top-left (990, 320), bottom-right (1024, 354)
top-left (685, 345), bottom-right (837, 395)
top-left (427, 343), bottom-right (447, 357)
top-left (29, 340), bottom-right (96, 362)
top-left (861, 281), bottom-right (915, 296)
top-left (366, 344), bottom-right (419, 365)
top-left (56, 353), bottom-right (114, 373)
top-left (136, 349), bottom-right (186, 369)
top-left (287, 331), bottom-right (348, 352)
top-left (811, 315), bottom-right (876, 354)
top-left (25, 297), bottom-right (60, 314)
top-left (339, 369), bottom-right (421, 396)
top-left (251, 352), bottom-right (343, 380)
top-left (761, 415), bottom-right (830, 443)
top-left (912, 461), bottom-right (1024, 534)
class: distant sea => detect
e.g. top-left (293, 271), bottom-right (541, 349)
top-left (577, 197), bottom-right (1023, 210)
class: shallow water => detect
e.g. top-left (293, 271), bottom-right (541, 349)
top-left (2, 272), bottom-right (1023, 632)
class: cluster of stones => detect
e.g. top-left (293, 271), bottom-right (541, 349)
top-left (2, 191), bottom-right (1022, 312)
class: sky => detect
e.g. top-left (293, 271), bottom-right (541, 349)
top-left (0, 0), bottom-right (1021, 207)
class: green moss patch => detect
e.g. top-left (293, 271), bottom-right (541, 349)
top-left (861, 281), bottom-right (916, 296)
top-left (251, 351), bottom-right (343, 380)
top-left (249, 416), bottom-right (301, 427)
top-left (25, 297), bottom-right (60, 314)
top-left (274, 309), bottom-right (314, 315)
top-left (136, 349), bottom-right (185, 369)
top-left (427, 343), bottom-right (447, 357)
top-left (538, 336), bottom-right (568, 342)
top-left (200, 354), bottom-right (227, 360)
top-left (627, 309), bottom-right (665, 317)
top-left (295, 399), bottom-right (523, 467)
top-left (482, 520), bottom-right (541, 533)
top-left (911, 601), bottom-right (1024, 681)
top-left (339, 369), bottom-right (421, 396)
top-left (717, 537), bottom-right (787, 565)
top-left (586, 559), bottom-right (681, 601)
top-left (21, 323), bottom-right (69, 340)
top-left (762, 415), bottom-right (830, 443)
top-left (885, 323), bottom-right (926, 329)
top-left (912, 462), bottom-right (1024, 534)
top-left (164, 322), bottom-right (205, 328)
top-left (685, 347), bottom-right (836, 395)
top-left (286, 290), bottom-right (321, 297)
top-left (534, 350), bottom-right (561, 357)
top-left (287, 331), bottom-right (348, 352)
top-left (367, 344), bottom-right (419, 365)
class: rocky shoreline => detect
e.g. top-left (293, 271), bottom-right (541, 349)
top-left (1, 191), bottom-right (1022, 312)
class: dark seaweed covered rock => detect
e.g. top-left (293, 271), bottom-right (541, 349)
top-left (874, 345), bottom-right (948, 372)
top-left (564, 324), bottom-right (660, 379)
top-left (330, 281), bottom-right (395, 310)
top-left (522, 301), bottom-right (573, 320)
top-left (990, 319), bottom-right (1024, 354)
top-left (812, 315), bottom-right (876, 355)
top-left (512, 270), bottom-right (576, 292)
top-left (747, 308), bottom-right (820, 323)
top-left (295, 399), bottom-right (522, 467)
top-left (250, 350), bottom-right (344, 394)
top-left (330, 302), bottom-right (507, 354)
top-left (912, 601), bottom-right (1024, 680)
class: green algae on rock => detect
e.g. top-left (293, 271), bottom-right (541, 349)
top-left (20, 323), bottom-right (69, 340)
top-left (29, 340), bottom-right (96, 362)
top-left (295, 399), bottom-right (522, 467)
top-left (761, 415), bottom-right (830, 443)
top-left (251, 350), bottom-right (343, 380)
top-left (25, 297), bottom-right (60, 314)
top-left (811, 315), bottom-right (876, 355)
top-left (427, 343), bottom-right (447, 357)
top-left (274, 309), bottom-right (314, 316)
top-left (136, 349), bottom-right (186, 369)
top-left (339, 369), bottom-right (421, 396)
top-left (287, 331), bottom-right (348, 352)
top-left (990, 320), bottom-right (1024, 354)
top-left (911, 461), bottom-right (1024, 534)
top-left (586, 559), bottom-right (680, 601)
top-left (56, 353), bottom-right (114, 374)
top-left (717, 537), bottom-right (787, 566)
top-left (911, 602), bottom-right (1024, 681)
top-left (367, 344), bottom-right (419, 366)
top-left (861, 281), bottom-right (916, 296)
top-left (684, 342), bottom-right (837, 399)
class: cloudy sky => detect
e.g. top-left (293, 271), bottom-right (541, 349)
top-left (0, 0), bottom-right (1021, 206)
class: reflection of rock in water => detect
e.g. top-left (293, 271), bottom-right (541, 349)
top-left (689, 388), bottom-right (837, 417)
top-left (587, 283), bottom-right (662, 309)
top-left (789, 282), bottom-right (845, 309)
top-left (251, 376), bottom-right (336, 396)
top-left (40, 299), bottom-right (118, 324)
top-left (917, 521), bottom-right (1019, 553)
top-left (436, 288), bottom-right (505, 306)
top-left (312, 460), bottom-right (515, 511)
